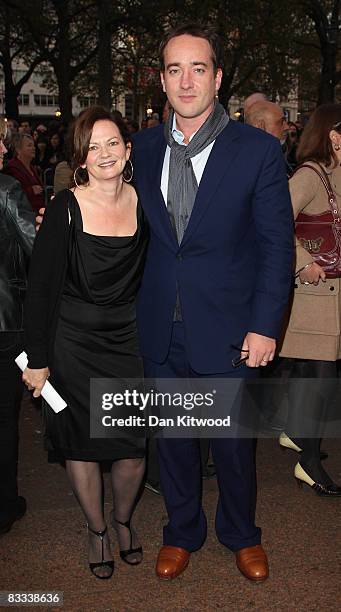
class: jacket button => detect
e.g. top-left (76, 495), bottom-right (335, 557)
top-left (177, 254), bottom-right (183, 261)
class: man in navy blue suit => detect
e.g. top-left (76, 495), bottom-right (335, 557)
top-left (133, 23), bottom-right (294, 582)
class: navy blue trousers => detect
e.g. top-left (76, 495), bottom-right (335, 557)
top-left (143, 323), bottom-right (261, 553)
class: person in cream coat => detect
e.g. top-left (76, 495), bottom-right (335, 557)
top-left (280, 104), bottom-right (341, 496)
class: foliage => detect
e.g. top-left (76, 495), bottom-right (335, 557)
top-left (1, 0), bottom-right (340, 120)
top-left (6, 0), bottom-right (99, 121)
top-left (0, 1), bottom-right (43, 119)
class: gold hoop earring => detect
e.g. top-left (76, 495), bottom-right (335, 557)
top-left (334, 143), bottom-right (341, 151)
top-left (123, 159), bottom-right (134, 183)
top-left (73, 166), bottom-right (88, 189)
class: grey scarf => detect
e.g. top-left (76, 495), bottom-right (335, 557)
top-left (164, 101), bottom-right (229, 244)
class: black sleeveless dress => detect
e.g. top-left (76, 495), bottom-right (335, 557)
top-left (45, 191), bottom-right (148, 461)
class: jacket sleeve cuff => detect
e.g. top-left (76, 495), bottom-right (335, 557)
top-left (295, 243), bottom-right (314, 274)
top-left (25, 346), bottom-right (48, 370)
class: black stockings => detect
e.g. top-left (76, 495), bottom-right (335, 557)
top-left (286, 359), bottom-right (337, 483)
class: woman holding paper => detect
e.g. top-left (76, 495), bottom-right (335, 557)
top-left (22, 107), bottom-right (149, 579)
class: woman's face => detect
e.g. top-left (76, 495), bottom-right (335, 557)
top-left (84, 120), bottom-right (131, 185)
top-left (37, 140), bottom-right (47, 153)
top-left (287, 126), bottom-right (298, 145)
top-left (18, 137), bottom-right (36, 162)
top-left (50, 133), bottom-right (60, 148)
top-left (0, 139), bottom-right (8, 171)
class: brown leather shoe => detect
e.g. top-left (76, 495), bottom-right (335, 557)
top-left (156, 545), bottom-right (190, 580)
top-left (235, 544), bottom-right (269, 582)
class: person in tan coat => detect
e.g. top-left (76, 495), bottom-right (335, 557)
top-left (279, 104), bottom-right (341, 496)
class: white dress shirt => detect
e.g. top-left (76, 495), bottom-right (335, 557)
top-left (160, 117), bottom-right (215, 205)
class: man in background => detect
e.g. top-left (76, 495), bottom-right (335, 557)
top-left (243, 92), bottom-right (267, 115)
top-left (244, 100), bottom-right (291, 174)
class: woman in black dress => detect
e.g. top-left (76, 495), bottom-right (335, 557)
top-left (22, 107), bottom-right (149, 579)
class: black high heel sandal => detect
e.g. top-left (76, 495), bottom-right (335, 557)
top-left (110, 512), bottom-right (143, 565)
top-left (87, 524), bottom-right (114, 579)
top-left (294, 463), bottom-right (341, 497)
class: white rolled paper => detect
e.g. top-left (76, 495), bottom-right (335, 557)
top-left (15, 351), bottom-right (67, 413)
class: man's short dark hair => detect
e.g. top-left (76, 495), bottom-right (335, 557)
top-left (159, 23), bottom-right (223, 74)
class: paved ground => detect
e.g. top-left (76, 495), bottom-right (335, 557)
top-left (0, 393), bottom-right (340, 612)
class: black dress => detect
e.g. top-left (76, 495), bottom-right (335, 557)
top-left (45, 192), bottom-right (148, 461)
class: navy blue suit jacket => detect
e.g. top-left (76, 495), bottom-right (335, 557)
top-left (132, 120), bottom-right (294, 374)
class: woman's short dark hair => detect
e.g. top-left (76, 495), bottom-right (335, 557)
top-left (72, 106), bottom-right (131, 185)
top-left (296, 103), bottom-right (341, 167)
top-left (159, 23), bottom-right (223, 74)
top-left (36, 134), bottom-right (48, 146)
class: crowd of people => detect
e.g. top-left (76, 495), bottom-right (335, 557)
top-left (2, 114), bottom-right (159, 212)
top-left (0, 96), bottom-right (304, 217)
top-left (0, 22), bottom-right (340, 590)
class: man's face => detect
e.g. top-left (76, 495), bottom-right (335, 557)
top-left (160, 35), bottom-right (222, 125)
top-left (7, 120), bottom-right (18, 133)
top-left (265, 107), bottom-right (288, 141)
top-left (20, 121), bottom-right (31, 134)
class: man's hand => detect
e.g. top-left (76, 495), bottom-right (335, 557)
top-left (241, 332), bottom-right (276, 368)
top-left (35, 207), bottom-right (46, 231)
top-left (299, 261), bottom-right (326, 285)
top-left (22, 366), bottom-right (50, 398)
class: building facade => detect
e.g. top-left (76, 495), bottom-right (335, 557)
top-left (0, 63), bottom-right (299, 124)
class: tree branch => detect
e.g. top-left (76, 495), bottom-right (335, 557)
top-left (69, 45), bottom-right (99, 81)
top-left (14, 56), bottom-right (43, 92)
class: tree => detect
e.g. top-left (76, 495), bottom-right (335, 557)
top-left (162, 0), bottom-right (301, 106)
top-left (299, 0), bottom-right (341, 104)
top-left (96, 0), bottom-right (114, 108)
top-left (8, 0), bottom-right (99, 123)
top-left (110, 0), bottom-right (176, 120)
top-left (110, 30), bottom-right (159, 120)
top-left (0, 2), bottom-right (43, 120)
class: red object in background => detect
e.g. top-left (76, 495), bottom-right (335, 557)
top-left (5, 157), bottom-right (44, 213)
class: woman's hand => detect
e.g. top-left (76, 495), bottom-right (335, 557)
top-left (299, 262), bottom-right (326, 285)
top-left (22, 367), bottom-right (50, 398)
top-left (35, 207), bottom-right (46, 231)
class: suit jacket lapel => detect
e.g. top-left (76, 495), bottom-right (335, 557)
top-left (146, 133), bottom-right (179, 250)
top-left (180, 122), bottom-right (241, 248)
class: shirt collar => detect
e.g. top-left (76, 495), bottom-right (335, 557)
top-left (172, 115), bottom-right (197, 145)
